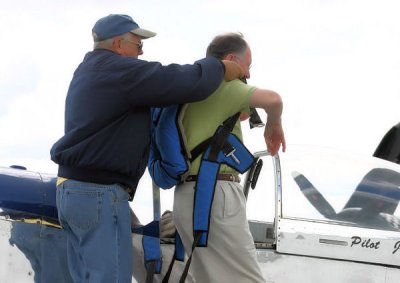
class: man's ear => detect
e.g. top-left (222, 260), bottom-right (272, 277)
top-left (112, 37), bottom-right (124, 55)
top-left (224, 54), bottom-right (236, 61)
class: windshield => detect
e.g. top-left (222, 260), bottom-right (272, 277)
top-left (280, 146), bottom-right (400, 231)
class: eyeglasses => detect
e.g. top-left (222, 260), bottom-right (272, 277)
top-left (123, 38), bottom-right (143, 51)
top-left (233, 54), bottom-right (252, 70)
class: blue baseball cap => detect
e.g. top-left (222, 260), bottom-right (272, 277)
top-left (92, 14), bottom-right (156, 42)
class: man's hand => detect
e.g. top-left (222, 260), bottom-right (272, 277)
top-left (160, 210), bottom-right (176, 238)
top-left (222, 60), bottom-right (245, 81)
top-left (264, 121), bottom-right (286, 156)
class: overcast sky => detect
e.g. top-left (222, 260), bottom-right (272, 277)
top-left (1, 0), bottom-right (399, 221)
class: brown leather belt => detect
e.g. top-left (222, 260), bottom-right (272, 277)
top-left (185, 173), bottom-right (241, 183)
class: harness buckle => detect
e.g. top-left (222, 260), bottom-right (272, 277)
top-left (225, 148), bottom-right (240, 164)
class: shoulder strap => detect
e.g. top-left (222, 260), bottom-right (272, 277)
top-left (208, 112), bottom-right (240, 161)
top-left (190, 112), bottom-right (241, 162)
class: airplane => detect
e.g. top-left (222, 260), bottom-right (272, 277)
top-left (0, 123), bottom-right (399, 283)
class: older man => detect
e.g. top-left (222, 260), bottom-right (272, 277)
top-left (50, 14), bottom-right (243, 283)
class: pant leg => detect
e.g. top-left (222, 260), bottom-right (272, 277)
top-left (9, 222), bottom-right (42, 283)
top-left (39, 225), bottom-right (74, 283)
top-left (174, 181), bottom-right (265, 283)
top-left (57, 180), bottom-right (132, 283)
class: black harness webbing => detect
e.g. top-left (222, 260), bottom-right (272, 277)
top-left (145, 261), bottom-right (156, 283)
top-left (162, 257), bottom-right (175, 283)
top-left (162, 232), bottom-right (185, 283)
top-left (178, 232), bottom-right (202, 283)
top-left (208, 113), bottom-right (240, 161)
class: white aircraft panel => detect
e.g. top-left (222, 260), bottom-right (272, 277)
top-left (277, 218), bottom-right (400, 267)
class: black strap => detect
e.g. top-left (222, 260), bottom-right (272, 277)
top-left (162, 255), bottom-right (176, 283)
top-left (208, 112), bottom-right (240, 161)
top-left (223, 112), bottom-right (241, 130)
top-left (179, 232), bottom-right (202, 283)
top-left (249, 107), bottom-right (264, 129)
top-left (190, 112), bottom-right (240, 161)
top-left (145, 261), bottom-right (156, 283)
top-left (190, 137), bottom-right (212, 162)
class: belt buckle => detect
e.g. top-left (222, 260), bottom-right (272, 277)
top-left (229, 174), bottom-right (240, 183)
top-left (185, 175), bottom-right (195, 182)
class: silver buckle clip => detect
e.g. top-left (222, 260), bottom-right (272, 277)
top-left (225, 148), bottom-right (240, 164)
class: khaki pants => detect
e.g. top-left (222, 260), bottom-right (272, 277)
top-left (174, 181), bottom-right (265, 283)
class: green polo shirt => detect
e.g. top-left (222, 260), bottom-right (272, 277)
top-left (182, 79), bottom-right (256, 175)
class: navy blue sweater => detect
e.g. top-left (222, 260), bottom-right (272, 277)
top-left (50, 49), bottom-right (224, 193)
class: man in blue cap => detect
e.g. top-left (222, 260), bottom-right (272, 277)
top-left (50, 14), bottom-right (244, 283)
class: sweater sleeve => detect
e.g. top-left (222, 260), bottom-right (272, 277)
top-left (122, 57), bottom-right (224, 107)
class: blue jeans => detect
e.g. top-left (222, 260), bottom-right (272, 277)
top-left (9, 222), bottom-right (73, 283)
top-left (56, 180), bottom-right (133, 283)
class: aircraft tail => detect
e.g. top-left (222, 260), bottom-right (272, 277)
top-left (373, 122), bottom-right (400, 164)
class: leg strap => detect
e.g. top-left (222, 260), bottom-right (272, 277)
top-left (162, 232), bottom-right (185, 283)
top-left (132, 220), bottom-right (163, 280)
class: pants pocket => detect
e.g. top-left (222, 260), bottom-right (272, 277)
top-left (221, 182), bottom-right (243, 219)
top-left (60, 189), bottom-right (103, 231)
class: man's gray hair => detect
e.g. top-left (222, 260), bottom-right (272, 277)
top-left (93, 37), bottom-right (114, 49)
top-left (206, 33), bottom-right (248, 59)
top-left (93, 33), bottom-right (131, 50)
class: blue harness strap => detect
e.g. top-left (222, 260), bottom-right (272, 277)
top-left (143, 235), bottom-right (162, 282)
top-left (132, 221), bottom-right (162, 282)
top-left (193, 160), bottom-right (219, 246)
top-left (174, 232), bottom-right (186, 261)
top-left (194, 132), bottom-right (255, 246)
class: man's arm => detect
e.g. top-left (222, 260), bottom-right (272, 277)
top-left (126, 57), bottom-right (244, 107)
top-left (249, 89), bottom-right (286, 155)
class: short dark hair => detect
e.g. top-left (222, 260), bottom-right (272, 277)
top-left (206, 33), bottom-right (248, 60)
